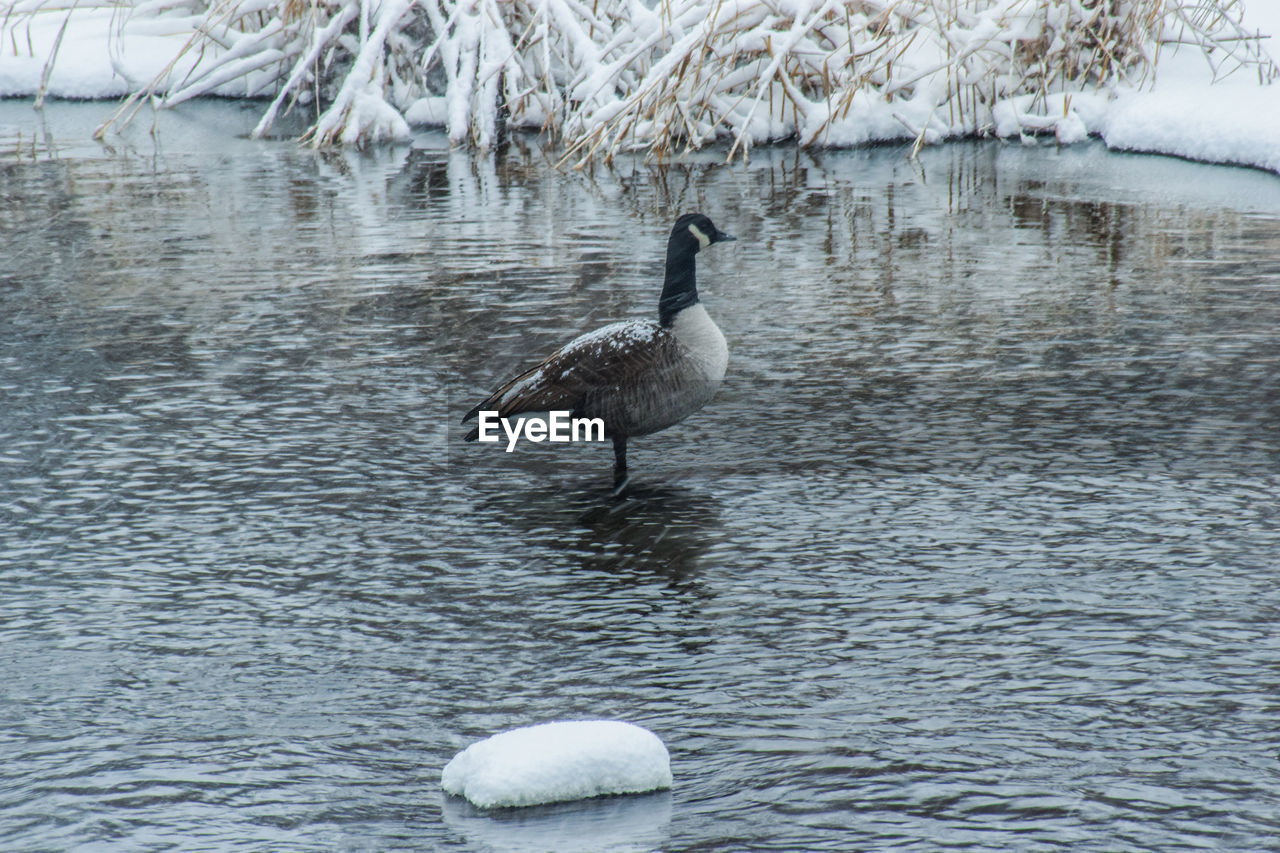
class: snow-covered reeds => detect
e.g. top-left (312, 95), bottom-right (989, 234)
top-left (9, 0), bottom-right (1278, 158)
top-left (556, 0), bottom-right (1169, 163)
top-left (1162, 0), bottom-right (1278, 83)
top-left (552, 0), bottom-right (1278, 163)
top-left (87, 0), bottom-right (423, 145)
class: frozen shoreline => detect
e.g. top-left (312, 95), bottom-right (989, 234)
top-left (2, 2), bottom-right (1277, 174)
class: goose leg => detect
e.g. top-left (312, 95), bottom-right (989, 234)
top-left (611, 435), bottom-right (629, 492)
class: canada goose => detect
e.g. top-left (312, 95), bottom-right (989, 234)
top-left (463, 213), bottom-right (736, 486)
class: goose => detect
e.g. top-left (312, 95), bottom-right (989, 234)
top-left (462, 213), bottom-right (736, 486)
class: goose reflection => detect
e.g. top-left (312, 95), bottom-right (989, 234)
top-left (574, 480), bottom-right (720, 584)
top-left (472, 477), bottom-right (721, 584)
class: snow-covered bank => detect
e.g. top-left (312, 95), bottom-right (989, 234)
top-left (1098, 21), bottom-right (1280, 174)
top-left (1, 0), bottom-right (1278, 174)
top-left (0, 1), bottom-right (276, 101)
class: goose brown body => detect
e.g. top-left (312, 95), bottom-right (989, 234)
top-left (462, 213), bottom-right (735, 483)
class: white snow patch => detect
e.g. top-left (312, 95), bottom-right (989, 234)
top-left (404, 96), bottom-right (450, 126)
top-left (331, 85), bottom-right (412, 146)
top-left (1089, 5), bottom-right (1280, 173)
top-left (441, 721), bottom-right (673, 809)
top-left (0, 6), bottom-right (272, 101)
top-left (1097, 41), bottom-right (1280, 173)
top-left (992, 92), bottom-right (1107, 145)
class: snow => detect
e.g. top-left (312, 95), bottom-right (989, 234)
top-left (0, 4), bottom-right (273, 102)
top-left (0, 7), bottom-right (185, 100)
top-left (441, 721), bottom-right (673, 809)
top-left (1, 1), bottom-right (1278, 172)
top-left (1086, 6), bottom-right (1280, 172)
top-left (306, 0), bottom-right (416, 146)
top-left (404, 96), bottom-right (450, 127)
top-left (1099, 43), bottom-right (1280, 173)
top-left (991, 92), bottom-right (1109, 145)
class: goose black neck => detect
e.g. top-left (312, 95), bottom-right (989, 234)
top-left (658, 242), bottom-right (698, 327)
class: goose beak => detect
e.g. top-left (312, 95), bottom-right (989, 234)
top-left (714, 230), bottom-right (737, 243)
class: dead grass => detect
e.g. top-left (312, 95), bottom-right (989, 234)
top-left (10, 0), bottom-right (1277, 156)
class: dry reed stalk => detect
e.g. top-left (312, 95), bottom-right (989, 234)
top-left (15, 0), bottom-right (1276, 154)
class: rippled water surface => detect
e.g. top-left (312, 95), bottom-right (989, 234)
top-left (3, 102), bottom-right (1280, 851)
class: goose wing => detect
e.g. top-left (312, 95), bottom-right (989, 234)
top-left (463, 321), bottom-right (673, 435)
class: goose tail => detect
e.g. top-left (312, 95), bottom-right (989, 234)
top-left (462, 400), bottom-right (494, 442)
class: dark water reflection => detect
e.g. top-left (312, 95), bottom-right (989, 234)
top-left (3, 102), bottom-right (1280, 851)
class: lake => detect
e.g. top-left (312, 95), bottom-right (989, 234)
top-left (3, 100), bottom-right (1279, 851)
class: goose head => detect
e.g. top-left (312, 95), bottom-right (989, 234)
top-left (669, 213), bottom-right (736, 255)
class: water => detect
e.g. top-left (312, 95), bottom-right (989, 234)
top-left (3, 101), bottom-right (1280, 852)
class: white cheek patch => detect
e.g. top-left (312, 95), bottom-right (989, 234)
top-left (687, 223), bottom-right (712, 249)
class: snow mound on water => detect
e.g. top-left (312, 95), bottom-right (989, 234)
top-left (441, 721), bottom-right (672, 809)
